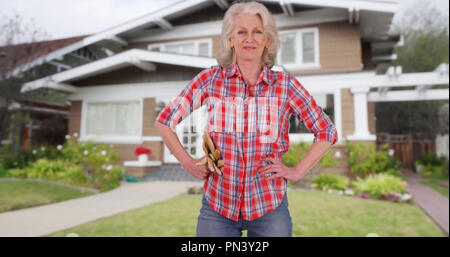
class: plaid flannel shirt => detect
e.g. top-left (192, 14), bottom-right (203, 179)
top-left (155, 62), bottom-right (338, 221)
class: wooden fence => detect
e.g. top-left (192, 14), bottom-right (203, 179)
top-left (376, 133), bottom-right (436, 170)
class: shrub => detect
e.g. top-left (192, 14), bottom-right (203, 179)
top-left (311, 173), bottom-right (349, 191)
top-left (4, 159), bottom-right (90, 186)
top-left (346, 142), bottom-right (402, 178)
top-left (351, 173), bottom-right (407, 199)
top-left (0, 144), bottom-right (60, 170)
top-left (414, 153), bottom-right (448, 178)
top-left (415, 153), bottom-right (445, 166)
top-left (2, 135), bottom-right (124, 192)
top-left (0, 163), bottom-right (7, 177)
top-left (5, 168), bottom-right (28, 178)
top-left (282, 142), bottom-right (337, 169)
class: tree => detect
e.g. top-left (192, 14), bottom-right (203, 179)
top-left (0, 10), bottom-right (55, 153)
top-left (375, 1), bottom-right (449, 136)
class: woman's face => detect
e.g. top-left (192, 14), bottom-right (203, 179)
top-left (228, 13), bottom-right (271, 64)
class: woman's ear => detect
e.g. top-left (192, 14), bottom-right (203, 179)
top-left (265, 36), bottom-right (272, 49)
top-left (228, 37), bottom-right (234, 49)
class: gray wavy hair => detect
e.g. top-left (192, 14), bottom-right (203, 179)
top-left (215, 1), bottom-right (280, 69)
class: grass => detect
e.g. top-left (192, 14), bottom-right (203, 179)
top-left (0, 180), bottom-right (95, 213)
top-left (420, 181), bottom-right (449, 198)
top-left (46, 189), bottom-right (444, 237)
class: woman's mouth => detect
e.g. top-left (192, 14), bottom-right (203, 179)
top-left (243, 46), bottom-right (256, 50)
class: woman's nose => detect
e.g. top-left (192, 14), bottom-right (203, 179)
top-left (245, 35), bottom-right (255, 43)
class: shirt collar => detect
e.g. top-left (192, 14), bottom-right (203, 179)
top-left (223, 62), bottom-right (272, 86)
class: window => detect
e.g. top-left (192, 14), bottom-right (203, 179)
top-left (276, 28), bottom-right (319, 70)
top-left (148, 39), bottom-right (212, 57)
top-left (289, 93), bottom-right (334, 133)
top-left (86, 101), bottom-right (141, 138)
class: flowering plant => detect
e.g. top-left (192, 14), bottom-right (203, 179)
top-left (134, 147), bottom-right (151, 156)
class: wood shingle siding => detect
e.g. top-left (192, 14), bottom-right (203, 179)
top-left (341, 88), bottom-right (355, 138)
top-left (142, 98), bottom-right (159, 137)
top-left (288, 21), bottom-right (363, 76)
top-left (68, 100), bottom-right (81, 136)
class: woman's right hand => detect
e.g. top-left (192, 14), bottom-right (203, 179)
top-left (181, 155), bottom-right (211, 180)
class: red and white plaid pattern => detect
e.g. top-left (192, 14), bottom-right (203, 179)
top-left (156, 62), bottom-right (338, 221)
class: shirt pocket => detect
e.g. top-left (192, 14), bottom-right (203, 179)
top-left (256, 98), bottom-right (270, 134)
top-left (211, 96), bottom-right (236, 133)
top-left (256, 97), bottom-right (279, 144)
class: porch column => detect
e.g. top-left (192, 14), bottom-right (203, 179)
top-left (347, 86), bottom-right (376, 141)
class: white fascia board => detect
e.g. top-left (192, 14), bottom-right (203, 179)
top-left (131, 8), bottom-right (347, 43)
top-left (368, 89), bottom-right (450, 102)
top-left (296, 70), bottom-right (449, 92)
top-left (136, 49), bottom-right (217, 68)
top-left (21, 49), bottom-right (217, 93)
top-left (262, 0), bottom-right (398, 13)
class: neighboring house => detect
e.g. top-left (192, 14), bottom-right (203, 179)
top-left (0, 37), bottom-right (87, 149)
top-left (2, 0), bottom-right (448, 176)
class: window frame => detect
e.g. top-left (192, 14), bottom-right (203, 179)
top-left (80, 98), bottom-right (143, 144)
top-left (288, 88), bottom-right (341, 145)
top-left (276, 27), bottom-right (321, 71)
top-left (147, 38), bottom-right (213, 57)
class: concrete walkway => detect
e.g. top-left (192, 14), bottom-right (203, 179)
top-left (403, 170), bottom-right (449, 236)
top-left (0, 180), bottom-right (203, 237)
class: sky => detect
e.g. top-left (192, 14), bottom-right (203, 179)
top-left (0, 0), bottom-right (449, 44)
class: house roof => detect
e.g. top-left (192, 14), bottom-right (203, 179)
top-left (21, 49), bottom-right (217, 93)
top-left (2, 0), bottom-right (399, 80)
top-left (0, 35), bottom-right (90, 74)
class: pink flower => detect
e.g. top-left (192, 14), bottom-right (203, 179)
top-left (360, 193), bottom-right (368, 199)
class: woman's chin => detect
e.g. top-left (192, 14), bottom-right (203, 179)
top-left (237, 54), bottom-right (262, 62)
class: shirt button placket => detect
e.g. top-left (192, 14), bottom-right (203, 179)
top-left (237, 78), bottom-right (248, 214)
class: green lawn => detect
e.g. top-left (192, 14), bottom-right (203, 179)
top-left (0, 180), bottom-right (95, 213)
top-left (46, 189), bottom-right (444, 237)
top-left (420, 181), bottom-right (449, 198)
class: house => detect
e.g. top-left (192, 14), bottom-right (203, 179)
top-left (3, 0), bottom-right (448, 178)
top-left (0, 37), bottom-right (88, 150)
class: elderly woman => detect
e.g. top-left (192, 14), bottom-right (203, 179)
top-left (155, 1), bottom-right (337, 237)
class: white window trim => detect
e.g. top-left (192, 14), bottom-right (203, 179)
top-left (277, 27), bottom-right (321, 71)
top-left (288, 89), bottom-right (342, 145)
top-left (79, 98), bottom-right (144, 144)
top-left (147, 38), bottom-right (213, 57)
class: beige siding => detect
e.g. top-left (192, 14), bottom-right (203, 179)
top-left (142, 98), bottom-right (159, 137)
top-left (287, 21), bottom-right (363, 75)
top-left (341, 88), bottom-right (354, 138)
top-left (68, 100), bottom-right (81, 136)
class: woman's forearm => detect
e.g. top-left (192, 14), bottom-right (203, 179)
top-left (293, 141), bottom-right (333, 179)
top-left (154, 122), bottom-right (193, 165)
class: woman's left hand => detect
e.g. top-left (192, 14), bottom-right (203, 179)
top-left (257, 157), bottom-right (301, 182)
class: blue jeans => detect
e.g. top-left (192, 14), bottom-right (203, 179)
top-left (196, 193), bottom-right (293, 237)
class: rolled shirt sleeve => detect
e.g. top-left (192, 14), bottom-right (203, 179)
top-left (155, 67), bottom-right (211, 131)
top-left (288, 75), bottom-right (338, 144)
